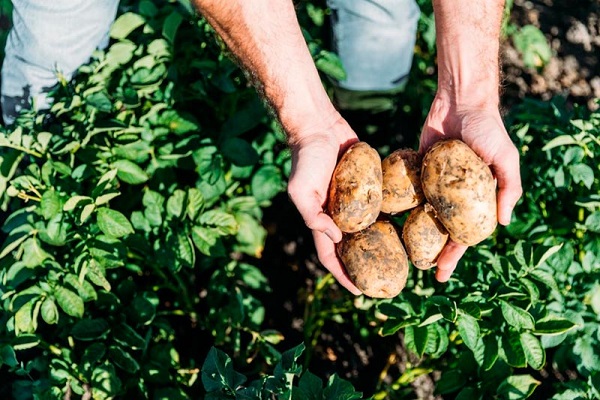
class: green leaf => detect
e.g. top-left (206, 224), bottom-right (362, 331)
top-left (235, 263), bottom-right (269, 290)
top-left (64, 273), bottom-right (97, 302)
top-left (162, 10), bottom-right (183, 43)
top-left (128, 295), bottom-right (156, 326)
top-left (108, 346), bottom-right (140, 373)
top-left (40, 190), bottom-right (62, 220)
top-left (86, 259), bottom-right (111, 291)
top-left (86, 91), bottom-right (113, 112)
top-left (323, 374), bottom-right (362, 400)
top-left (234, 213), bottom-right (267, 258)
top-left (502, 329), bottom-right (527, 368)
top-left (573, 336), bottom-right (600, 373)
top-left (199, 210), bottom-right (239, 236)
top-left (0, 230), bottom-right (31, 259)
top-left (40, 297), bottom-right (59, 325)
top-left (569, 163), bottom-right (594, 189)
top-left (106, 41), bottom-right (136, 66)
top-left (512, 24), bottom-right (552, 69)
top-left (113, 159), bottom-right (149, 184)
top-left (0, 345), bottom-right (18, 368)
top-left (251, 165), bottom-right (284, 203)
top-left (220, 96), bottom-right (266, 138)
top-left (482, 335), bottom-right (499, 371)
top-left (192, 226), bottom-right (226, 257)
top-left (406, 325), bottom-right (430, 358)
top-left (159, 110), bottom-right (199, 134)
top-left (71, 318), bottom-right (110, 340)
top-left (91, 363), bottom-right (122, 399)
top-left (112, 323), bottom-right (146, 350)
top-left (174, 232), bottom-right (195, 268)
top-left (167, 189), bottom-right (186, 219)
top-left (315, 50), bottom-right (347, 81)
top-left (187, 188), bottom-right (204, 221)
top-left (456, 311), bottom-right (480, 352)
top-left (63, 195), bottom-right (93, 212)
top-left (520, 332), bottom-right (545, 370)
top-left (201, 347), bottom-right (247, 393)
top-left (221, 138), bottom-right (259, 167)
top-left (110, 12), bottom-right (145, 39)
top-left (499, 300), bottom-right (535, 330)
top-left (81, 343), bottom-right (107, 370)
top-left (436, 370), bottom-right (467, 395)
top-left (585, 211), bottom-right (600, 233)
top-left (97, 208), bottom-right (134, 238)
top-left (529, 269), bottom-right (560, 292)
top-left (534, 317), bottom-right (578, 335)
top-left (497, 374), bottom-right (540, 399)
top-left (21, 238), bottom-right (51, 267)
top-left (15, 300), bottom-right (35, 334)
top-left (541, 135), bottom-right (577, 151)
top-left (39, 213), bottom-right (68, 246)
top-left (456, 387), bottom-right (479, 400)
top-left (295, 370), bottom-right (323, 399)
top-left (55, 286), bottom-right (84, 318)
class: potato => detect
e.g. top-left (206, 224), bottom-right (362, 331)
top-left (421, 139), bottom-right (497, 246)
top-left (381, 148), bottom-right (424, 214)
top-left (327, 142), bottom-right (382, 233)
top-left (402, 204), bottom-right (449, 270)
top-left (337, 220), bottom-right (408, 298)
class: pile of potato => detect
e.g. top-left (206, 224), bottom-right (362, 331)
top-left (327, 140), bottom-right (497, 298)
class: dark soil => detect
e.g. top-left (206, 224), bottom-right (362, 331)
top-left (502, 0), bottom-right (600, 111)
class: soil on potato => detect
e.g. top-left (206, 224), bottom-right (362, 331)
top-left (257, 1), bottom-right (599, 399)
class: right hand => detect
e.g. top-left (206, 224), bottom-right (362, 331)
top-left (286, 114), bottom-right (362, 295)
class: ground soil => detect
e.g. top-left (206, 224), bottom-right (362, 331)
top-left (502, 0), bottom-right (600, 112)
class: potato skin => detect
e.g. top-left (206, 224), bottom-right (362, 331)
top-left (337, 220), bottom-right (408, 298)
top-left (402, 204), bottom-right (449, 270)
top-left (327, 142), bottom-right (383, 233)
top-left (381, 149), bottom-right (424, 214)
top-left (421, 139), bottom-right (497, 246)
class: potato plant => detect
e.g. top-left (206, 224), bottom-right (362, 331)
top-left (0, 0), bottom-right (598, 399)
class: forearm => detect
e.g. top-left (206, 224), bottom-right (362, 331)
top-left (192, 0), bottom-right (339, 142)
top-left (433, 0), bottom-right (505, 109)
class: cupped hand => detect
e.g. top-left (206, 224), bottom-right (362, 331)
top-left (287, 115), bottom-right (362, 295)
top-left (419, 96), bottom-right (523, 282)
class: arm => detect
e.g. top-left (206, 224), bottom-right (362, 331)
top-left (420, 0), bottom-right (523, 282)
top-left (193, 0), bottom-right (361, 294)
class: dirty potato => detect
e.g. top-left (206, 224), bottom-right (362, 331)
top-left (421, 139), bottom-right (497, 246)
top-left (381, 148), bottom-right (424, 214)
top-left (402, 204), bottom-right (449, 270)
top-left (337, 220), bottom-right (408, 298)
top-left (327, 142), bottom-right (383, 233)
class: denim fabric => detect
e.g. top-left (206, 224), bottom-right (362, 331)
top-left (327, 0), bottom-right (420, 91)
top-left (1, 0), bottom-right (119, 124)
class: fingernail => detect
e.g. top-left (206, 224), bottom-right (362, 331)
top-left (436, 269), bottom-right (452, 283)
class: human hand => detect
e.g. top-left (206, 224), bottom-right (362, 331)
top-left (287, 115), bottom-right (362, 295)
top-left (419, 96), bottom-right (523, 283)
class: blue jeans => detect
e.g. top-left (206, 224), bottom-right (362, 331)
top-left (0, 0), bottom-right (419, 124)
top-left (1, 0), bottom-right (119, 124)
top-left (326, 0), bottom-right (420, 91)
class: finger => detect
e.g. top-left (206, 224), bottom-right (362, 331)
top-left (313, 231), bottom-right (362, 295)
top-left (435, 240), bottom-right (468, 283)
top-left (492, 146), bottom-right (523, 225)
top-left (288, 186), bottom-right (342, 242)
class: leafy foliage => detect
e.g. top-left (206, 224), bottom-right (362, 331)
top-left (0, 0), bottom-right (597, 399)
